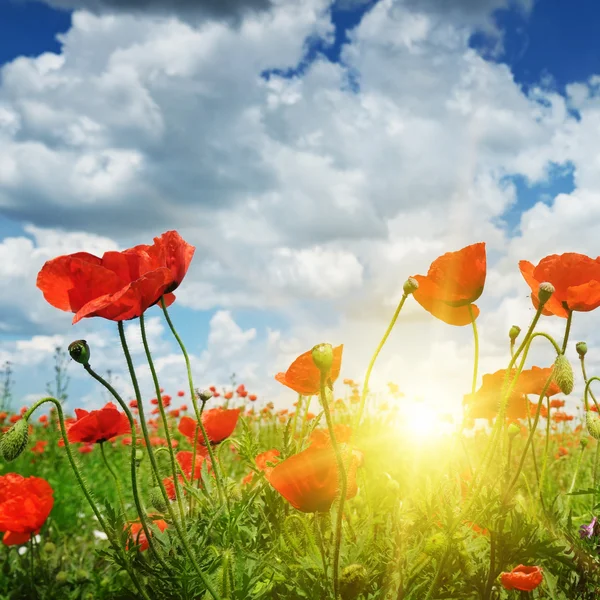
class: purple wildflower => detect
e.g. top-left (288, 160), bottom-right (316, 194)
top-left (579, 517), bottom-right (598, 539)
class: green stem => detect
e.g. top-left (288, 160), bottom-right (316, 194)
top-left (355, 293), bottom-right (408, 430)
top-left (539, 396), bottom-right (551, 496)
top-left (314, 514), bottom-right (329, 591)
top-left (140, 313), bottom-right (186, 519)
top-left (469, 305), bottom-right (479, 396)
top-left (561, 310), bottom-right (573, 354)
top-left (24, 397), bottom-right (152, 600)
top-left (291, 394), bottom-right (303, 444)
top-left (298, 395), bottom-right (312, 452)
top-left (118, 322), bottom-right (221, 600)
top-left (100, 442), bottom-right (128, 519)
top-left (319, 371), bottom-right (348, 600)
top-left (82, 363), bottom-right (165, 566)
top-left (159, 298), bottom-right (227, 507)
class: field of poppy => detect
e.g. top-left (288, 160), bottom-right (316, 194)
top-left (2, 231), bottom-right (600, 599)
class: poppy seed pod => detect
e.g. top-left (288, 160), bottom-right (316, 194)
top-left (537, 282), bottom-right (555, 305)
top-left (68, 340), bottom-right (90, 366)
top-left (577, 341), bottom-right (588, 358)
top-left (311, 343), bottom-right (334, 374)
top-left (340, 564), bottom-right (368, 600)
top-left (0, 418), bottom-right (29, 462)
top-left (198, 389), bottom-right (213, 403)
top-left (553, 354), bottom-right (574, 395)
top-left (149, 486), bottom-right (168, 513)
top-left (509, 325), bottom-right (521, 341)
top-left (402, 277), bottom-right (419, 296)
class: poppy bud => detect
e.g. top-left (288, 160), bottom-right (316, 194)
top-left (537, 282), bottom-right (555, 305)
top-left (423, 532), bottom-right (447, 558)
top-left (581, 438), bottom-right (589, 449)
top-left (508, 325), bottom-right (521, 342)
top-left (135, 449), bottom-right (144, 465)
top-left (586, 411), bottom-right (600, 440)
top-left (43, 542), bottom-right (56, 555)
top-left (68, 340), bottom-right (90, 365)
top-left (0, 418), bottom-right (29, 461)
top-left (340, 564), bottom-right (368, 600)
top-left (56, 571), bottom-right (68, 584)
top-left (75, 568), bottom-right (88, 581)
top-left (150, 486), bottom-right (168, 513)
top-left (198, 389), bottom-right (213, 402)
top-left (553, 354), bottom-right (574, 395)
top-left (507, 423), bottom-right (521, 438)
top-left (311, 343), bottom-right (334, 374)
top-left (577, 341), bottom-right (588, 358)
top-left (403, 277), bottom-right (419, 296)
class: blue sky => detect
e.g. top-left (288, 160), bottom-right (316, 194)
top-left (0, 0), bottom-right (599, 415)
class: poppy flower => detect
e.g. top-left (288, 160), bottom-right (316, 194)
top-left (520, 253), bottom-right (600, 318)
top-left (0, 474), bottom-right (54, 546)
top-left (500, 565), bottom-right (543, 591)
top-left (177, 390), bottom-right (185, 397)
top-left (267, 444), bottom-right (362, 513)
top-left (249, 394), bottom-right (257, 402)
top-left (555, 446), bottom-right (568, 458)
top-left (129, 400), bottom-right (138, 409)
top-left (163, 451), bottom-right (209, 500)
top-left (66, 402), bottom-right (130, 444)
top-left (412, 243), bottom-right (486, 326)
top-left (224, 391), bottom-right (233, 400)
top-left (31, 440), bottom-right (48, 454)
top-left (553, 411), bottom-right (574, 423)
top-left (178, 408), bottom-right (241, 445)
top-left (78, 444), bottom-right (94, 454)
top-left (36, 230), bottom-right (195, 324)
top-left (126, 517), bottom-right (168, 552)
top-left (275, 345), bottom-right (344, 395)
top-left (242, 449), bottom-right (281, 486)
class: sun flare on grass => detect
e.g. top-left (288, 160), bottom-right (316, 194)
top-left (394, 398), bottom-right (457, 443)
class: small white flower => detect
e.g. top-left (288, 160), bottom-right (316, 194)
top-left (18, 546), bottom-right (27, 556)
top-left (93, 530), bottom-right (108, 541)
top-left (34, 534), bottom-right (41, 544)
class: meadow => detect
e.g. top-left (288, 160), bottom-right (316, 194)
top-left (1, 230), bottom-right (600, 599)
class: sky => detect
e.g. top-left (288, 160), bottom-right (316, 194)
top-left (0, 0), bottom-right (600, 420)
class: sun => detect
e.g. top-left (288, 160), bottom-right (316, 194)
top-left (394, 397), bottom-right (457, 443)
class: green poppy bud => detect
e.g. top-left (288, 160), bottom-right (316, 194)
top-left (135, 449), bottom-right (144, 465)
top-left (403, 277), bottom-right (419, 296)
top-left (311, 343), bottom-right (334, 373)
top-left (150, 486), bottom-right (168, 513)
top-left (508, 325), bottom-right (521, 342)
top-left (586, 411), bottom-right (600, 440)
top-left (423, 532), bottom-right (447, 558)
top-left (55, 571), bottom-right (68, 584)
top-left (42, 542), bottom-right (56, 555)
top-left (576, 341), bottom-right (588, 358)
top-left (537, 282), bottom-right (555, 305)
top-left (581, 437), bottom-right (589, 449)
top-left (340, 564), bottom-right (368, 600)
top-left (0, 418), bottom-right (29, 462)
top-left (507, 423), bottom-right (521, 438)
top-left (68, 340), bottom-right (90, 366)
top-left (553, 354), bottom-right (574, 395)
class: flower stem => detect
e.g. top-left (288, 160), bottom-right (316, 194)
top-left (561, 310), bottom-right (573, 354)
top-left (319, 371), bottom-right (348, 600)
top-left (100, 441), bottom-right (128, 519)
top-left (355, 293), bottom-right (408, 430)
top-left (140, 313), bottom-right (186, 519)
top-left (24, 397), bottom-right (152, 600)
top-left (159, 298), bottom-right (227, 507)
top-left (118, 322), bottom-right (222, 600)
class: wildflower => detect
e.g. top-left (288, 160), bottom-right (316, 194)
top-left (579, 516), bottom-right (598, 539)
top-left (177, 390), bottom-right (185, 397)
top-left (178, 407), bottom-right (241, 445)
top-left (65, 402), bottom-right (130, 444)
top-left (78, 444), bottom-right (94, 454)
top-left (411, 243), bottom-right (486, 326)
top-left (163, 450), bottom-right (209, 500)
top-left (550, 399), bottom-right (565, 409)
top-left (38, 414), bottom-right (48, 424)
top-left (555, 446), bottom-right (568, 459)
top-left (500, 565), bottom-right (543, 591)
top-left (267, 443), bottom-right (362, 513)
top-left (129, 399), bottom-right (138, 409)
top-left (275, 345), bottom-right (343, 395)
top-left (520, 253), bottom-right (600, 317)
top-left (242, 449), bottom-right (281, 486)
top-left (125, 517), bottom-right (168, 552)
top-left (224, 391), bottom-right (233, 400)
top-left (0, 474), bottom-right (53, 546)
top-left (249, 394), bottom-right (257, 402)
top-left (36, 230), bottom-right (195, 324)
top-left (31, 440), bottom-right (48, 454)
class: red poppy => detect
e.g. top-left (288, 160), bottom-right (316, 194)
top-left (500, 565), bottom-right (543, 591)
top-left (78, 444), bottom-right (94, 454)
top-left (163, 451), bottom-right (209, 500)
top-left (0, 474), bottom-right (53, 546)
top-left (126, 517), bottom-right (168, 552)
top-left (66, 402), bottom-right (130, 444)
top-left (550, 398), bottom-right (565, 409)
top-left (275, 345), bottom-right (344, 395)
top-left (520, 253), bottom-right (600, 318)
top-left (249, 394), bottom-right (257, 402)
top-left (169, 409), bottom-right (180, 418)
top-left (242, 449), bottom-right (281, 486)
top-left (36, 230), bottom-right (195, 324)
top-left (178, 408), bottom-right (241, 445)
top-left (180, 404), bottom-right (188, 411)
top-left (555, 446), bottom-right (568, 458)
top-left (129, 399), bottom-right (138, 409)
top-left (412, 243), bottom-right (486, 326)
top-left (31, 440), bottom-right (48, 454)
top-left (224, 391), bottom-right (233, 400)
top-left (552, 411), bottom-right (574, 423)
top-left (267, 445), bottom-right (361, 513)
top-left (38, 415), bottom-right (48, 424)
top-left (0, 413), bottom-right (6, 423)
top-left (464, 366), bottom-right (561, 421)
top-left (177, 390), bottom-right (185, 397)
top-left (236, 384), bottom-right (246, 396)
top-left (9, 414), bottom-right (20, 424)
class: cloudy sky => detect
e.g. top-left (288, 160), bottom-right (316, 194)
top-left (0, 0), bottom-right (599, 418)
